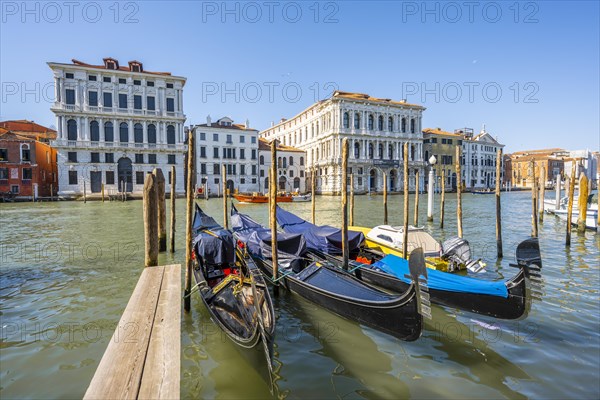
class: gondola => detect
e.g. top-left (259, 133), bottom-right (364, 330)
top-left (192, 205), bottom-right (275, 382)
top-left (230, 206), bottom-right (426, 341)
top-left (276, 206), bottom-right (542, 320)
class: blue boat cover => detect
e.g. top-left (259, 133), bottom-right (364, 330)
top-left (192, 205), bottom-right (235, 266)
top-left (373, 254), bottom-right (509, 298)
top-left (231, 208), bottom-right (307, 269)
top-left (275, 206), bottom-right (365, 254)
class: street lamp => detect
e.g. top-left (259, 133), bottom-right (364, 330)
top-left (427, 155), bottom-right (437, 221)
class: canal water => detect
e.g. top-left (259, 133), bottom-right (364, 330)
top-left (1, 192), bottom-right (599, 399)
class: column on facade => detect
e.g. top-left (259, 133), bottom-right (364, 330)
top-left (129, 120), bottom-right (134, 144)
top-left (55, 77), bottom-right (61, 104)
top-left (143, 121), bottom-right (148, 143)
top-left (142, 82), bottom-right (147, 110)
top-left (59, 116), bottom-right (65, 140)
top-left (98, 117), bottom-right (103, 143)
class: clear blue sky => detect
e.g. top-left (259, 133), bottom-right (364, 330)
top-left (1, 1), bottom-right (598, 152)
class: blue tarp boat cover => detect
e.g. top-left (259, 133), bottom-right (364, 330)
top-left (373, 254), bottom-right (509, 298)
top-left (231, 208), bottom-right (307, 269)
top-left (275, 206), bottom-right (365, 254)
top-left (192, 205), bottom-right (235, 266)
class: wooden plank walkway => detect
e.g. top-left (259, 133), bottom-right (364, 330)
top-left (84, 264), bottom-right (181, 400)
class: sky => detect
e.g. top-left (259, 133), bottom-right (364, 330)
top-left (1, 0), bottom-right (598, 152)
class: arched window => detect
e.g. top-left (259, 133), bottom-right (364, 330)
top-left (90, 120), bottom-right (100, 142)
top-left (293, 177), bottom-right (300, 189)
top-left (289, 156), bottom-right (294, 166)
top-left (259, 155), bottom-right (264, 165)
top-left (388, 144), bottom-right (393, 159)
top-left (316, 121), bottom-right (319, 135)
top-left (368, 114), bottom-right (374, 130)
top-left (343, 112), bottom-right (349, 129)
top-left (354, 113), bottom-right (360, 129)
top-left (354, 142), bottom-right (360, 158)
top-left (147, 124), bottom-right (156, 144)
top-left (316, 148), bottom-right (319, 160)
top-left (278, 157), bottom-right (282, 168)
top-left (401, 118), bottom-right (406, 133)
top-left (378, 115), bottom-right (384, 131)
top-left (134, 123), bottom-right (143, 145)
top-left (410, 118), bottom-right (415, 134)
top-left (300, 156), bottom-right (304, 166)
top-left (104, 122), bottom-right (114, 142)
top-left (378, 144), bottom-right (384, 159)
top-left (67, 119), bottom-right (77, 141)
top-left (283, 157), bottom-right (287, 168)
top-left (119, 122), bottom-right (128, 143)
top-left (368, 143), bottom-right (374, 158)
top-left (20, 144), bottom-right (30, 162)
top-left (167, 125), bottom-right (176, 145)
top-left (388, 117), bottom-right (393, 131)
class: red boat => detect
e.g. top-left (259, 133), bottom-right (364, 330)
top-left (233, 193), bottom-right (293, 203)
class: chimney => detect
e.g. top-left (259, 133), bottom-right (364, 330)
top-left (245, 119), bottom-right (250, 129)
top-left (207, 115), bottom-right (211, 126)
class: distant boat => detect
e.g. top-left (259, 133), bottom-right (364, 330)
top-left (292, 193), bottom-right (311, 202)
top-left (544, 193), bottom-right (598, 231)
top-left (233, 192), bottom-right (293, 203)
top-left (471, 189), bottom-right (494, 194)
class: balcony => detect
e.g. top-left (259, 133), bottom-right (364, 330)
top-left (53, 103), bottom-right (184, 118)
top-left (52, 139), bottom-right (187, 152)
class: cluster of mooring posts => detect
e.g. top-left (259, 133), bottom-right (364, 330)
top-left (84, 167), bottom-right (181, 399)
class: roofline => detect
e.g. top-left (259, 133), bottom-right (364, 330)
top-left (47, 61), bottom-right (187, 82)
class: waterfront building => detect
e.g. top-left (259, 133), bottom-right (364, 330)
top-left (193, 116), bottom-right (259, 195)
top-left (509, 148), bottom-right (567, 188)
top-left (459, 126), bottom-right (505, 189)
top-left (563, 150), bottom-right (598, 185)
top-left (422, 127), bottom-right (463, 190)
top-left (260, 91), bottom-right (426, 194)
top-left (48, 58), bottom-right (187, 198)
top-left (0, 126), bottom-right (58, 199)
top-left (258, 138), bottom-right (306, 193)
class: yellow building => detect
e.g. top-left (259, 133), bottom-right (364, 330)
top-left (509, 149), bottom-right (567, 188)
top-left (423, 128), bottom-right (462, 190)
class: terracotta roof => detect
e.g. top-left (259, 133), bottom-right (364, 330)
top-left (258, 138), bottom-right (304, 153)
top-left (511, 148), bottom-right (566, 156)
top-left (0, 129), bottom-right (36, 142)
top-left (0, 120), bottom-right (57, 140)
top-left (195, 123), bottom-right (257, 131)
top-left (332, 91), bottom-right (424, 109)
top-left (422, 127), bottom-right (463, 137)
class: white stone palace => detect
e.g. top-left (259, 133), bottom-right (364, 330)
top-left (258, 138), bottom-right (306, 193)
top-left (49, 58), bottom-right (187, 197)
top-left (459, 126), bottom-right (505, 189)
top-left (260, 91), bottom-right (426, 194)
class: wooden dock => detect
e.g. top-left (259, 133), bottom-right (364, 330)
top-left (84, 264), bottom-right (181, 400)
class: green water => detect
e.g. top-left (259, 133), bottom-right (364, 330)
top-left (1, 192), bottom-right (599, 399)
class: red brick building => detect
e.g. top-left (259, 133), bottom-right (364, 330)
top-left (0, 120), bottom-right (57, 143)
top-left (0, 125), bottom-right (58, 200)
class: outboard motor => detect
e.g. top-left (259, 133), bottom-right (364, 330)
top-left (441, 237), bottom-right (474, 272)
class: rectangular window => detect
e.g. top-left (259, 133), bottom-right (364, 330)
top-left (289, 170), bottom-right (294, 177)
top-left (213, 163), bottom-right (220, 174)
top-left (136, 171), bottom-right (145, 184)
top-left (431, 138), bottom-right (438, 143)
top-left (22, 168), bottom-right (32, 180)
top-left (135, 154), bottom-right (144, 164)
top-left (200, 163), bottom-right (207, 175)
top-left (133, 80), bottom-right (141, 86)
top-left (148, 154), bottom-right (157, 164)
top-left (214, 178), bottom-right (219, 184)
top-left (147, 96), bottom-right (155, 110)
top-left (119, 93), bottom-right (128, 109)
top-left (21, 147), bottom-right (30, 162)
top-left (106, 171), bottom-right (115, 184)
top-left (0, 148), bottom-right (7, 161)
top-left (88, 75), bottom-right (97, 81)
top-left (91, 152), bottom-right (100, 163)
top-left (213, 147), bottom-right (219, 158)
top-left (167, 155), bottom-right (176, 164)
top-left (89, 91), bottom-right (98, 106)
top-left (252, 178), bottom-right (256, 184)
top-left (240, 149), bottom-right (245, 159)
top-left (240, 165), bottom-right (246, 175)
top-left (441, 138), bottom-right (447, 144)
top-left (226, 134), bottom-right (233, 144)
top-left (65, 89), bottom-right (75, 105)
top-left (65, 73), bottom-right (74, 79)
top-left (240, 136), bottom-right (245, 143)
top-left (251, 165), bottom-right (257, 175)
top-left (68, 170), bottom-right (77, 185)
top-left (200, 132), bottom-right (206, 140)
top-left (119, 78), bottom-right (126, 84)
top-left (260, 170), bottom-right (264, 177)
top-left (251, 136), bottom-right (256, 144)
top-left (147, 81), bottom-right (154, 87)
top-left (251, 149), bottom-right (256, 160)
top-left (0, 168), bottom-right (8, 180)
top-left (134, 95), bottom-right (142, 109)
top-left (167, 83), bottom-right (174, 89)
top-left (103, 76), bottom-right (111, 83)
top-left (447, 139), bottom-right (453, 145)
top-left (166, 98), bottom-right (175, 112)
top-left (200, 146), bottom-right (206, 158)
top-left (300, 170), bottom-right (304, 178)
top-left (103, 92), bottom-right (112, 107)
top-left (105, 153), bottom-right (114, 163)
top-left (213, 133), bottom-right (218, 141)
top-left (68, 152), bottom-right (77, 162)
top-left (241, 178), bottom-right (246, 184)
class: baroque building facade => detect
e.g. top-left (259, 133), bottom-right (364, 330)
top-left (258, 138), bottom-right (306, 193)
top-left (49, 58), bottom-right (187, 197)
top-left (260, 91), bottom-right (426, 194)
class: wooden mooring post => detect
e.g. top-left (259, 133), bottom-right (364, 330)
top-left (83, 180), bottom-right (87, 203)
top-left (154, 168), bottom-right (167, 252)
top-left (577, 174), bottom-right (589, 233)
top-left (413, 170), bottom-right (419, 226)
top-left (531, 160), bottom-right (538, 238)
top-left (495, 149), bottom-right (503, 258)
top-left (403, 143), bottom-right (409, 258)
top-left (539, 166), bottom-right (546, 223)
top-left (349, 173), bottom-right (355, 226)
top-left (341, 138), bottom-right (349, 270)
top-left (222, 165), bottom-right (228, 229)
top-left (270, 141), bottom-right (279, 295)
top-left (456, 146), bottom-right (463, 238)
top-left (101, 183), bottom-right (105, 203)
top-left (566, 167), bottom-right (576, 246)
top-left (143, 173), bottom-right (159, 267)
top-left (383, 172), bottom-right (388, 225)
top-left (184, 130), bottom-right (195, 312)
top-left (439, 169), bottom-right (446, 229)
top-left (311, 167), bottom-right (316, 224)
top-left (83, 264), bottom-right (181, 400)
top-left (170, 166), bottom-right (176, 253)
